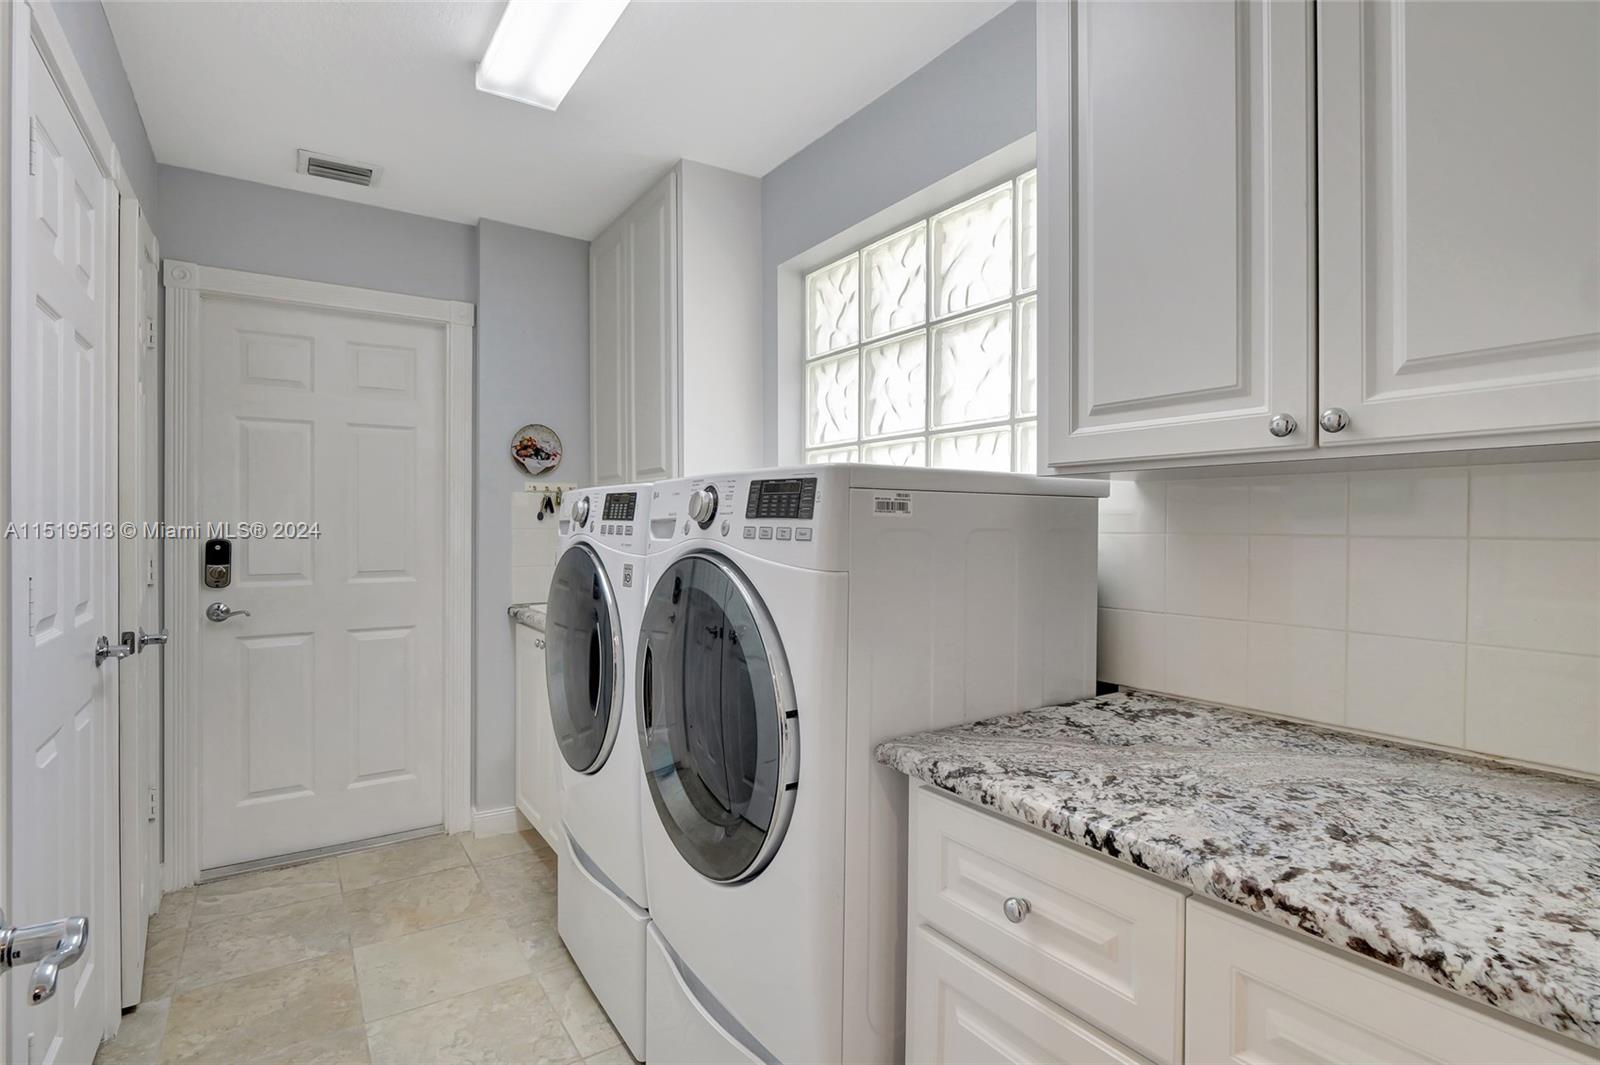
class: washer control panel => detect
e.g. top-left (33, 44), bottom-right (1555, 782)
top-left (602, 492), bottom-right (637, 523)
top-left (745, 477), bottom-right (817, 521)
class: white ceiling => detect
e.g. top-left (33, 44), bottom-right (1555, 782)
top-left (105, 0), bottom-right (1009, 239)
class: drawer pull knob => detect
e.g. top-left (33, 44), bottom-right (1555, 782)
top-left (1002, 897), bottom-right (1031, 923)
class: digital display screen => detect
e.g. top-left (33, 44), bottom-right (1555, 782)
top-left (746, 477), bottom-right (817, 520)
top-left (602, 493), bottom-right (637, 522)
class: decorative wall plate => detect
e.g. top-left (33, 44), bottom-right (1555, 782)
top-left (511, 423), bottom-right (562, 476)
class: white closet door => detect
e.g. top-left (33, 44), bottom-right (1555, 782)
top-left (590, 222), bottom-right (629, 487)
top-left (1042, 0), bottom-right (1314, 468)
top-left (1317, 0), bottom-right (1600, 449)
top-left (627, 171), bottom-right (679, 483)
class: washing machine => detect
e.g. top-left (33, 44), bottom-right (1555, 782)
top-left (547, 482), bottom-right (652, 1060)
top-left (636, 465), bottom-right (1108, 1063)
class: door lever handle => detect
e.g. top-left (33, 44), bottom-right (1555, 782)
top-left (138, 628), bottom-right (170, 648)
top-left (0, 908), bottom-right (89, 1004)
top-left (205, 602), bottom-right (251, 623)
top-left (95, 635), bottom-right (134, 665)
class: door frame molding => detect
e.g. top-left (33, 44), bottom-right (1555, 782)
top-left (162, 260), bottom-right (476, 887)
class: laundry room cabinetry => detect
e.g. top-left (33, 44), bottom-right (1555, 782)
top-left (1038, 0), bottom-right (1600, 473)
top-left (589, 161), bottom-right (763, 485)
top-left (904, 787), bottom-right (1590, 1065)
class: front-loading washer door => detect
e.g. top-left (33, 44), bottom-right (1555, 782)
top-left (547, 543), bottom-right (624, 774)
top-left (638, 552), bottom-right (798, 883)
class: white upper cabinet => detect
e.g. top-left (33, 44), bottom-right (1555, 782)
top-left (1317, 1), bottom-right (1600, 450)
top-left (590, 221), bottom-right (629, 487)
top-left (1040, 0), bottom-right (1600, 472)
top-left (589, 162), bottom-right (762, 485)
top-left (1041, 0), bottom-right (1314, 468)
top-left (626, 171), bottom-right (679, 483)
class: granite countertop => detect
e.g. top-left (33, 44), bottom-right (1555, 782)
top-left (876, 690), bottom-right (1600, 1049)
top-left (507, 603), bottom-right (545, 632)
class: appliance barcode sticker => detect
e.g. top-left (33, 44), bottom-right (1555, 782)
top-left (872, 492), bottom-right (913, 516)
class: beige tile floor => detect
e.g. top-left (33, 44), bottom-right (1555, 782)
top-left (95, 830), bottom-right (637, 1065)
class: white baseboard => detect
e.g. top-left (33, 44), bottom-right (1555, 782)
top-left (471, 806), bottom-right (526, 838)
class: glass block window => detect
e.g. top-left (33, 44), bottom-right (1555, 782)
top-left (803, 171), bottom-right (1038, 472)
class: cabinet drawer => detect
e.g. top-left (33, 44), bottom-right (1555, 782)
top-left (911, 787), bottom-right (1185, 1064)
top-left (908, 925), bottom-right (1150, 1065)
top-left (1185, 903), bottom-right (1593, 1064)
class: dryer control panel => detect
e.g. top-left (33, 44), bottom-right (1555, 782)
top-left (745, 477), bottom-right (817, 521)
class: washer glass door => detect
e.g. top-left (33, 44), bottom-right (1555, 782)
top-left (546, 543), bottom-right (623, 773)
top-left (638, 552), bottom-right (796, 883)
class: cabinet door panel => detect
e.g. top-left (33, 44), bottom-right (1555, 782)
top-left (590, 224), bottom-right (629, 486)
top-left (1043, 0), bottom-right (1313, 468)
top-left (628, 171), bottom-right (680, 482)
top-left (1318, 1), bottom-right (1600, 447)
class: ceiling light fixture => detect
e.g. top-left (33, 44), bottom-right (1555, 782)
top-left (476, 0), bottom-right (630, 111)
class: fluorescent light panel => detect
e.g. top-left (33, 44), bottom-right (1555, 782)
top-left (476, 0), bottom-right (629, 111)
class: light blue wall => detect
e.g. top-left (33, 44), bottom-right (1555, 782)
top-left (759, 0), bottom-right (1037, 462)
top-left (48, 0), bottom-right (159, 222)
top-left (158, 166), bottom-right (477, 301)
top-left (474, 219), bottom-right (590, 810)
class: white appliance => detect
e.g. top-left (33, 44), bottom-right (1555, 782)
top-left (547, 483), bottom-right (653, 1059)
top-left (637, 465), bottom-right (1108, 1063)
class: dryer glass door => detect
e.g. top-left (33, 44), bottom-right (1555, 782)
top-left (638, 552), bottom-right (797, 883)
top-left (547, 543), bottom-right (623, 773)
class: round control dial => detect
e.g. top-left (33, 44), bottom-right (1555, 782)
top-left (686, 485), bottom-right (719, 529)
top-left (572, 496), bottom-right (590, 528)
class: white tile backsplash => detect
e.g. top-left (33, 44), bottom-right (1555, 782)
top-left (1348, 468), bottom-right (1470, 537)
top-left (1467, 539), bottom-right (1600, 657)
top-left (1166, 534), bottom-right (1249, 619)
top-left (1345, 634), bottom-right (1466, 748)
top-left (1096, 461), bottom-right (1600, 776)
top-left (1469, 461), bottom-right (1600, 539)
top-left (1347, 537), bottom-right (1468, 642)
top-left (1247, 535), bottom-right (1346, 629)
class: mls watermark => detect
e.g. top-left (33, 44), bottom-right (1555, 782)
top-left (3, 521), bottom-right (323, 540)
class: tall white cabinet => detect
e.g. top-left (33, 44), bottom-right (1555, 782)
top-left (1040, 0), bottom-right (1600, 472)
top-left (589, 161), bottom-right (763, 485)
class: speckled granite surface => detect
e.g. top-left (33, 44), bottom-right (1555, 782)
top-left (507, 603), bottom-right (545, 631)
top-left (876, 690), bottom-right (1600, 1048)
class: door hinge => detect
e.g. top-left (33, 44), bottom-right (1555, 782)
top-left (142, 317), bottom-right (157, 351)
top-left (28, 119), bottom-right (38, 177)
top-left (146, 785), bottom-right (158, 822)
top-left (25, 576), bottom-right (34, 636)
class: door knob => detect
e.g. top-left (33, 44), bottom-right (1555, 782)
top-left (1319, 407), bottom-right (1350, 433)
top-left (1267, 413), bottom-right (1297, 438)
top-left (94, 635), bottom-right (134, 666)
top-left (205, 602), bottom-right (251, 623)
top-left (0, 908), bottom-right (89, 1004)
top-left (139, 628), bottom-right (170, 648)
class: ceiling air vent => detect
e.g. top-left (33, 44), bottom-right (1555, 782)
top-left (296, 150), bottom-right (380, 188)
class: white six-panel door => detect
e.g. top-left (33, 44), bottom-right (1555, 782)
top-left (1317, 0), bottom-right (1600, 449)
top-left (193, 292), bottom-right (450, 869)
top-left (11, 38), bottom-right (120, 1065)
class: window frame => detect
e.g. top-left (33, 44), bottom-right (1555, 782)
top-left (802, 167), bottom-right (1039, 473)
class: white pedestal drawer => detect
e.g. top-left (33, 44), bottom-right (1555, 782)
top-left (910, 786), bottom-right (1186, 1064)
top-left (909, 925), bottom-right (1152, 1065)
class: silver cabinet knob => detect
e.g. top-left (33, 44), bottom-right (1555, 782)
top-left (205, 602), bottom-right (251, 623)
top-left (1319, 407), bottom-right (1350, 433)
top-left (1002, 896), bottom-right (1031, 923)
top-left (1267, 413), bottom-right (1297, 438)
